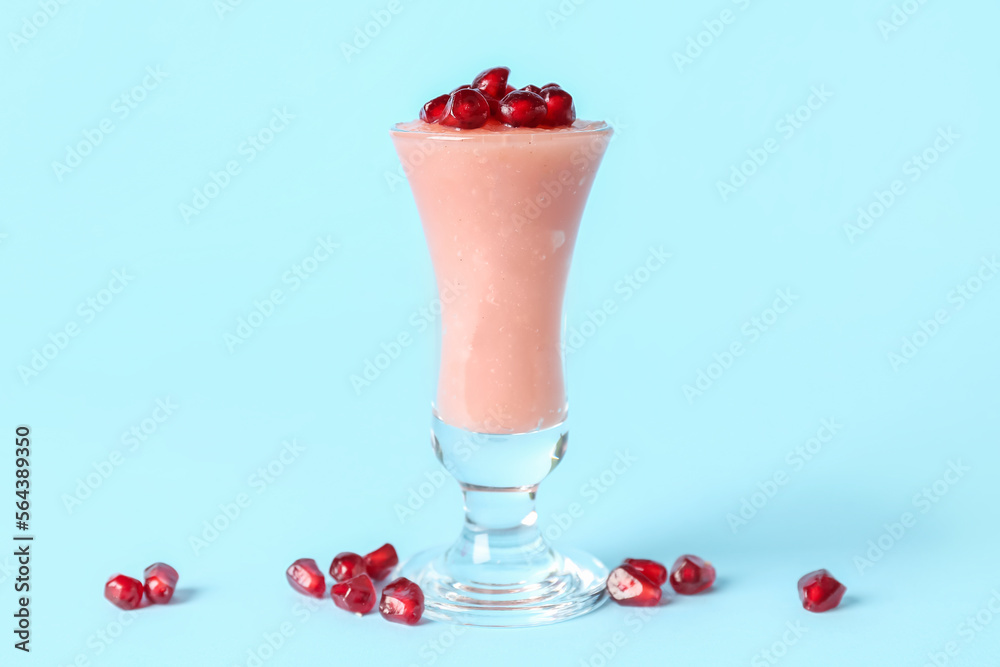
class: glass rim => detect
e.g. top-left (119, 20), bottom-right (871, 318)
top-left (389, 120), bottom-right (613, 139)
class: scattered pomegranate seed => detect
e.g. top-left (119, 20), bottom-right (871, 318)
top-left (286, 558), bottom-right (326, 598)
top-left (143, 563), bottom-right (179, 604)
top-left (606, 565), bottom-right (662, 607)
top-left (498, 91), bottom-right (547, 128)
top-left (105, 574), bottom-right (144, 610)
top-left (798, 569), bottom-right (846, 613)
top-left (504, 83), bottom-right (515, 95)
top-left (330, 573), bottom-right (377, 615)
top-left (669, 555), bottom-right (716, 595)
top-left (363, 543), bottom-right (399, 580)
top-left (541, 82), bottom-right (560, 90)
top-left (471, 66), bottom-right (510, 100)
top-left (622, 558), bottom-right (667, 587)
top-left (329, 552), bottom-right (366, 583)
top-left (379, 577), bottom-right (425, 625)
top-left (420, 94), bottom-right (449, 123)
top-left (520, 84), bottom-right (541, 94)
top-left (440, 89), bottom-right (490, 129)
top-left (450, 85), bottom-right (472, 93)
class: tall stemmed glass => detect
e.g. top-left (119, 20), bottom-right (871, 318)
top-left (391, 120), bottom-right (613, 627)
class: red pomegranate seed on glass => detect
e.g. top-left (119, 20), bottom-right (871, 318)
top-left (520, 84), bottom-right (541, 94)
top-left (606, 565), bottom-right (661, 607)
top-left (498, 91), bottom-right (547, 128)
top-left (451, 84), bottom-right (502, 118)
top-left (669, 555), bottom-right (716, 595)
top-left (484, 94), bottom-right (500, 118)
top-left (541, 87), bottom-right (576, 127)
top-left (143, 563), bottom-right (179, 604)
top-left (286, 558), bottom-right (326, 598)
top-left (363, 543), bottom-right (399, 580)
top-left (471, 66), bottom-right (510, 100)
top-left (379, 577), bottom-right (425, 625)
top-left (440, 89), bottom-right (490, 129)
top-left (798, 569), bottom-right (846, 613)
top-left (420, 94), bottom-right (449, 123)
top-left (105, 574), bottom-right (144, 610)
top-left (329, 552), bottom-right (366, 582)
top-left (331, 574), bottom-right (377, 615)
top-left (623, 558), bottom-right (668, 587)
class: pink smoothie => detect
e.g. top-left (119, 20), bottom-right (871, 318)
top-left (391, 119), bottom-right (612, 434)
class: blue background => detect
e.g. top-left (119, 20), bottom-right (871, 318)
top-left (3, 0), bottom-right (999, 665)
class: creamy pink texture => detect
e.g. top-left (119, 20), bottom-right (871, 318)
top-left (392, 120), bottom-right (612, 433)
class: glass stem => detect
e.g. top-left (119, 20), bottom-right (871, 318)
top-left (456, 485), bottom-right (550, 565)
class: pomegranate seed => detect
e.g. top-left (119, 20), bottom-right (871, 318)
top-left (440, 89), bottom-right (490, 129)
top-left (669, 555), bottom-right (716, 595)
top-left (143, 563), bottom-right (178, 604)
top-left (452, 84), bottom-right (497, 116)
top-left (471, 66), bottom-right (510, 100)
top-left (520, 84), bottom-right (541, 94)
top-left (622, 558), bottom-right (668, 587)
top-left (504, 84), bottom-right (515, 95)
top-left (541, 87), bottom-right (576, 126)
top-left (498, 91), bottom-right (546, 128)
top-left (420, 94), bottom-right (449, 123)
top-left (483, 93), bottom-right (501, 118)
top-left (286, 558), bottom-right (325, 598)
top-left (105, 574), bottom-right (144, 610)
top-left (541, 82), bottom-right (560, 90)
top-left (606, 565), bottom-right (661, 607)
top-left (379, 577), bottom-right (425, 625)
top-left (453, 83), bottom-right (502, 117)
top-left (330, 574), bottom-right (377, 615)
top-left (329, 552), bottom-right (366, 582)
top-left (798, 569), bottom-right (846, 613)
top-left (364, 543), bottom-right (399, 580)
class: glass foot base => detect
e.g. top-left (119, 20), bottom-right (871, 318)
top-left (398, 546), bottom-right (608, 628)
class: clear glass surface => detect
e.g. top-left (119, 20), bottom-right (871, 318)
top-left (391, 120), bottom-right (613, 627)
